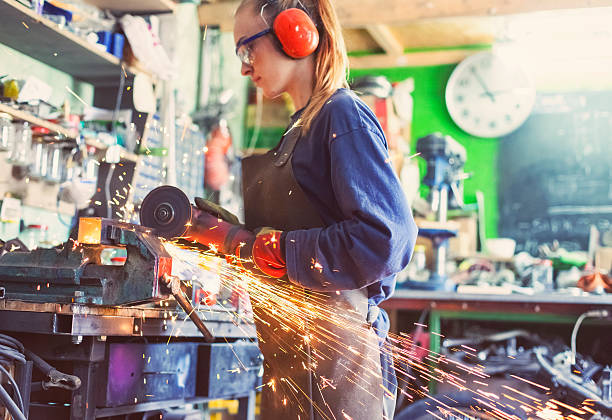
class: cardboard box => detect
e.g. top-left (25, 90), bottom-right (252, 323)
top-left (596, 247), bottom-right (612, 273)
top-left (413, 215), bottom-right (478, 266)
top-left (449, 215), bottom-right (478, 258)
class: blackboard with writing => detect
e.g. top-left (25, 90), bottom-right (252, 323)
top-left (498, 91), bottom-right (612, 255)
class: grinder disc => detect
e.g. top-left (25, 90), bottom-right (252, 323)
top-left (140, 185), bottom-right (192, 239)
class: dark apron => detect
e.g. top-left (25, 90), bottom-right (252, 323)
top-left (242, 123), bottom-right (384, 420)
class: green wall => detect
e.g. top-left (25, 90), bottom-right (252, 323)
top-left (350, 65), bottom-right (499, 238)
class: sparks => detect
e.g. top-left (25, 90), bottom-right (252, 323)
top-left (158, 238), bottom-right (563, 420)
top-left (65, 86), bottom-right (90, 108)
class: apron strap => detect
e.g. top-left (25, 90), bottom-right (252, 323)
top-left (274, 121), bottom-right (302, 167)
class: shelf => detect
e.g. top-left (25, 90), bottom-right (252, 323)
top-left (452, 253), bottom-right (514, 263)
top-left (83, 0), bottom-right (176, 14)
top-left (0, 104), bottom-right (138, 162)
top-left (416, 219), bottom-right (460, 231)
top-left (0, 172), bottom-right (75, 216)
top-left (0, 103), bottom-right (77, 138)
top-left (0, 0), bottom-right (134, 86)
top-left (84, 137), bottom-right (139, 162)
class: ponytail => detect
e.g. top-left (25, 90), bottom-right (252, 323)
top-left (300, 0), bottom-right (348, 132)
top-left (238, 0), bottom-right (349, 132)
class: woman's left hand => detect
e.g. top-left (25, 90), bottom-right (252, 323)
top-left (239, 229), bottom-right (287, 278)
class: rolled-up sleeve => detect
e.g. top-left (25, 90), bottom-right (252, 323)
top-left (285, 127), bottom-right (417, 291)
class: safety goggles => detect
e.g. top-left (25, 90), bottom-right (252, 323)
top-left (235, 28), bottom-right (271, 66)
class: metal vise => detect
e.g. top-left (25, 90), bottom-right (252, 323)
top-left (0, 218), bottom-right (172, 306)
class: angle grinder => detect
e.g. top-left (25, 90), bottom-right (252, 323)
top-left (140, 185), bottom-right (239, 251)
top-left (140, 185), bottom-right (193, 239)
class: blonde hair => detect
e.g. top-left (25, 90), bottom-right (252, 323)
top-left (238, 0), bottom-right (349, 132)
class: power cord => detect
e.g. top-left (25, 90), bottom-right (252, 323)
top-left (105, 163), bottom-right (116, 219)
top-left (0, 383), bottom-right (26, 420)
top-left (0, 333), bottom-right (83, 419)
top-left (105, 63), bottom-right (125, 219)
top-left (0, 333), bottom-right (27, 420)
top-left (571, 309), bottom-right (610, 365)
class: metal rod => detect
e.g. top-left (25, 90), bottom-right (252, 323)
top-left (162, 275), bottom-right (214, 342)
top-left (435, 242), bottom-right (447, 277)
top-left (438, 185), bottom-right (448, 223)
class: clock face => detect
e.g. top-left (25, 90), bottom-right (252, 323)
top-left (445, 51), bottom-right (536, 138)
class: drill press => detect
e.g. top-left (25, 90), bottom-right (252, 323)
top-left (407, 133), bottom-right (467, 290)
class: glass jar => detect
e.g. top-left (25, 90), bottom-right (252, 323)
top-left (0, 113), bottom-right (15, 151)
top-left (412, 245), bottom-right (427, 272)
top-left (531, 259), bottom-right (555, 291)
top-left (30, 140), bottom-right (48, 179)
top-left (10, 122), bottom-right (32, 166)
top-left (45, 142), bottom-right (64, 183)
top-left (403, 244), bottom-right (429, 283)
top-left (82, 148), bottom-right (99, 180)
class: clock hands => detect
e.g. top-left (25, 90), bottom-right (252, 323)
top-left (470, 66), bottom-right (495, 103)
top-left (479, 87), bottom-right (533, 97)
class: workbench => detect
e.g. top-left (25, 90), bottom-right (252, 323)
top-left (0, 299), bottom-right (260, 420)
top-left (381, 290), bottom-right (612, 356)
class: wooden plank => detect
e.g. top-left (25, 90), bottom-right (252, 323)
top-left (391, 18), bottom-right (495, 49)
top-left (343, 28), bottom-right (380, 52)
top-left (198, 0), bottom-right (239, 31)
top-left (0, 0), bottom-right (135, 86)
top-left (84, 137), bottom-right (139, 162)
top-left (349, 48), bottom-right (484, 69)
top-left (0, 103), bottom-right (77, 138)
top-left (199, 0), bottom-right (612, 28)
top-left (364, 24), bottom-right (403, 56)
top-left (83, 0), bottom-right (176, 13)
top-left (335, 0), bottom-right (612, 27)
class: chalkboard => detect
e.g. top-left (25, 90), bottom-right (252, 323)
top-left (498, 91), bottom-right (612, 255)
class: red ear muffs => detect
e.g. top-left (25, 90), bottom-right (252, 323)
top-left (273, 8), bottom-right (319, 59)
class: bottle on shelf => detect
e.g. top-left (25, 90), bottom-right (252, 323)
top-left (0, 113), bottom-right (15, 152)
top-left (9, 122), bottom-right (32, 166)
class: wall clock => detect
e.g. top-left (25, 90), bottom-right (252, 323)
top-left (445, 50), bottom-right (536, 138)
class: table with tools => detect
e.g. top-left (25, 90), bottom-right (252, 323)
top-left (0, 217), bottom-right (261, 420)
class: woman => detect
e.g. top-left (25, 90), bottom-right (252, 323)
top-left (196, 0), bottom-right (416, 418)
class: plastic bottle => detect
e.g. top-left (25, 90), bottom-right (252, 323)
top-left (541, 259), bottom-right (554, 290)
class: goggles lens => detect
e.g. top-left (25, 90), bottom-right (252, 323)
top-left (235, 28), bottom-right (271, 66)
top-left (236, 44), bottom-right (253, 66)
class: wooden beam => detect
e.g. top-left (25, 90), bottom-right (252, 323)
top-left (199, 0), bottom-right (612, 29)
top-left (349, 48), bottom-right (486, 69)
top-left (198, 1), bottom-right (239, 31)
top-left (334, 0), bottom-right (612, 27)
top-left (364, 24), bottom-right (403, 56)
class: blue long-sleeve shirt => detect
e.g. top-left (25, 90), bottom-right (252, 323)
top-left (283, 88), bottom-right (418, 338)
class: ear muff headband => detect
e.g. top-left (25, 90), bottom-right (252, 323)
top-left (273, 8), bottom-right (319, 59)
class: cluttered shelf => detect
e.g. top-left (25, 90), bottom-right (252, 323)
top-left (0, 102), bottom-right (76, 138)
top-left (84, 136), bottom-right (138, 162)
top-left (0, 0), bottom-right (139, 86)
top-left (0, 103), bottom-right (139, 162)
